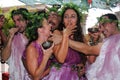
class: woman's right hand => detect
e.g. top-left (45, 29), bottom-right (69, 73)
top-left (63, 27), bottom-right (75, 37)
top-left (9, 28), bottom-right (19, 38)
top-left (63, 23), bottom-right (75, 37)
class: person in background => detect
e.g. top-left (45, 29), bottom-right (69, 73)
top-left (43, 3), bottom-right (87, 80)
top-left (47, 7), bottom-right (62, 45)
top-left (0, 14), bottom-right (8, 80)
top-left (0, 14), bottom-right (7, 56)
top-left (69, 13), bottom-right (120, 80)
top-left (2, 8), bottom-right (29, 80)
top-left (47, 7), bottom-right (61, 32)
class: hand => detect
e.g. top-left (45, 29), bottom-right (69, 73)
top-left (42, 42), bottom-right (54, 58)
top-left (63, 27), bottom-right (75, 37)
top-left (49, 33), bottom-right (62, 45)
top-left (63, 21), bottom-right (76, 36)
top-left (9, 28), bottom-right (19, 38)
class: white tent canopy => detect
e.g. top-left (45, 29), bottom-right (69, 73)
top-left (0, 0), bottom-right (25, 8)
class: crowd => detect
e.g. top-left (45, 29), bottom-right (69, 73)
top-left (1, 2), bottom-right (120, 80)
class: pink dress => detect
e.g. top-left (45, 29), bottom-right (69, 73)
top-left (7, 33), bottom-right (28, 80)
top-left (86, 34), bottom-right (120, 80)
top-left (23, 41), bottom-right (52, 80)
top-left (43, 47), bottom-right (87, 80)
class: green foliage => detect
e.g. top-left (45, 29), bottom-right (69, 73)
top-left (59, 2), bottom-right (85, 23)
top-left (97, 17), bottom-right (120, 30)
top-left (47, 7), bottom-right (58, 14)
top-left (0, 8), bottom-right (15, 36)
top-left (25, 11), bottom-right (48, 41)
top-left (50, 62), bottom-right (62, 70)
top-left (0, 8), bottom-right (2, 13)
top-left (97, 17), bottom-right (118, 24)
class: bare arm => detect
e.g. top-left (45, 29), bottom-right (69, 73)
top-left (26, 43), bottom-right (53, 80)
top-left (2, 35), bottom-right (13, 61)
top-left (2, 28), bottom-right (18, 61)
top-left (40, 68), bottom-right (50, 79)
top-left (69, 39), bottom-right (102, 56)
top-left (53, 30), bottom-right (69, 63)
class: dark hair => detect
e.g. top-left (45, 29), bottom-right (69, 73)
top-left (59, 4), bottom-right (86, 62)
top-left (59, 7), bottom-right (84, 42)
top-left (0, 14), bottom-right (4, 18)
top-left (100, 13), bottom-right (119, 27)
top-left (11, 8), bottom-right (29, 20)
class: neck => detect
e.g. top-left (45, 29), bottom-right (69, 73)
top-left (36, 36), bottom-right (47, 45)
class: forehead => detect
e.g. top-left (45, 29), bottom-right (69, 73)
top-left (65, 9), bottom-right (76, 14)
top-left (13, 14), bottom-right (23, 19)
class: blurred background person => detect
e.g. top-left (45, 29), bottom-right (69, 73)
top-left (2, 8), bottom-right (29, 80)
top-left (0, 14), bottom-right (7, 56)
top-left (47, 6), bottom-right (61, 32)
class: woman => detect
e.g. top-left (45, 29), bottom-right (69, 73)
top-left (43, 3), bottom-right (87, 80)
top-left (22, 11), bottom-right (54, 80)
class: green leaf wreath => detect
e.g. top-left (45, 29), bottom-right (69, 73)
top-left (59, 2), bottom-right (84, 22)
top-left (24, 10), bottom-right (48, 41)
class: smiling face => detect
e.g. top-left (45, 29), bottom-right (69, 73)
top-left (48, 11), bottom-right (61, 30)
top-left (100, 16), bottom-right (116, 38)
top-left (63, 9), bottom-right (77, 29)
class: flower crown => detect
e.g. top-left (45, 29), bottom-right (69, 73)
top-left (97, 17), bottom-right (118, 24)
top-left (47, 7), bottom-right (58, 13)
top-left (59, 2), bottom-right (83, 21)
top-left (47, 7), bottom-right (61, 16)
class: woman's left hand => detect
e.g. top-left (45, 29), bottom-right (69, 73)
top-left (42, 42), bottom-right (54, 58)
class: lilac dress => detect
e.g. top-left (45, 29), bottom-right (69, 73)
top-left (23, 41), bottom-right (51, 80)
top-left (86, 34), bottom-right (120, 80)
top-left (43, 47), bottom-right (87, 80)
top-left (7, 33), bottom-right (28, 80)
